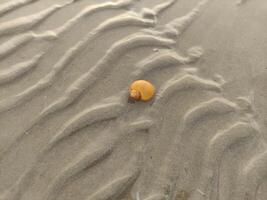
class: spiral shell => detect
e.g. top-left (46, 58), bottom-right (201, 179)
top-left (129, 80), bottom-right (155, 101)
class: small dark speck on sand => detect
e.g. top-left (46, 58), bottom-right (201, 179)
top-left (128, 97), bottom-right (136, 104)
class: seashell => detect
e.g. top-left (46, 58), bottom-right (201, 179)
top-left (129, 80), bottom-right (155, 101)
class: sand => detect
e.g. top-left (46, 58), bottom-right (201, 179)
top-left (0, 0), bottom-right (266, 199)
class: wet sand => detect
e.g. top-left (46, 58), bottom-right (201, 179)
top-left (0, 0), bottom-right (266, 200)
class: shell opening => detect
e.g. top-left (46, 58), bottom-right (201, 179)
top-left (130, 89), bottom-right (141, 101)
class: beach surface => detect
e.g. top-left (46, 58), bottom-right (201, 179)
top-left (0, 0), bottom-right (266, 199)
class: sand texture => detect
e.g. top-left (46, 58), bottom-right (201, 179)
top-left (0, 0), bottom-right (266, 199)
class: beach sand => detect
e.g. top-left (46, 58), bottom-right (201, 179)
top-left (0, 0), bottom-right (266, 199)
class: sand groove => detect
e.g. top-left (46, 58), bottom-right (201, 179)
top-left (86, 171), bottom-right (140, 200)
top-left (0, 52), bottom-right (44, 85)
top-left (0, 33), bottom-right (35, 60)
top-left (49, 101), bottom-right (125, 148)
top-left (51, 0), bottom-right (138, 36)
top-left (0, 0), bottom-right (38, 17)
top-left (153, 74), bottom-right (222, 107)
top-left (0, 3), bottom-right (68, 37)
top-left (182, 98), bottom-right (239, 129)
top-left (42, 143), bottom-right (113, 200)
top-left (233, 150), bottom-right (267, 200)
top-left (190, 122), bottom-right (259, 200)
top-left (133, 47), bottom-right (203, 77)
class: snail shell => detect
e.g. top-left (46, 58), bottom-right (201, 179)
top-left (129, 80), bottom-right (155, 101)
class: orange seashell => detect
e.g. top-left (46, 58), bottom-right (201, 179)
top-left (129, 80), bottom-right (155, 101)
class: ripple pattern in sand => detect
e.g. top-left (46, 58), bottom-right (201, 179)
top-left (0, 0), bottom-right (266, 200)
